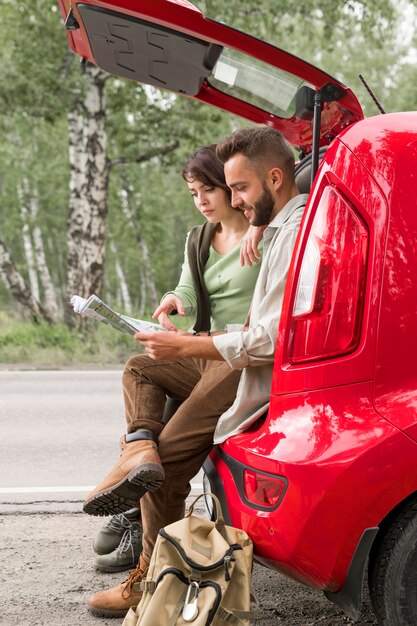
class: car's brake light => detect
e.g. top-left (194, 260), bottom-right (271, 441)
top-left (289, 186), bottom-right (368, 363)
top-left (243, 469), bottom-right (286, 508)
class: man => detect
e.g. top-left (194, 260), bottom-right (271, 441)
top-left (86, 125), bottom-right (308, 617)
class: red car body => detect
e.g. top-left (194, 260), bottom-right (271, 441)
top-left (58, 1), bottom-right (417, 621)
top-left (208, 113), bottom-right (417, 613)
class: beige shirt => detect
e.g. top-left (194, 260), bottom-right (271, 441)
top-left (213, 194), bottom-right (308, 443)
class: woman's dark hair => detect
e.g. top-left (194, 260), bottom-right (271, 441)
top-left (182, 144), bottom-right (231, 201)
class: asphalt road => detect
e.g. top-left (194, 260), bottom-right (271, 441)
top-left (0, 369), bottom-right (204, 513)
top-left (0, 369), bottom-right (378, 625)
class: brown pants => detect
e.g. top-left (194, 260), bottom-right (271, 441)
top-left (122, 354), bottom-right (242, 561)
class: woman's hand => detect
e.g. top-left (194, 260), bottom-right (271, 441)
top-left (152, 294), bottom-right (185, 331)
top-left (240, 225), bottom-right (266, 267)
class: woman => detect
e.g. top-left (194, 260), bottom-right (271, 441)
top-left (153, 144), bottom-right (262, 334)
top-left (91, 144), bottom-right (263, 576)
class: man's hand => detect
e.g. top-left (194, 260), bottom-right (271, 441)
top-left (134, 331), bottom-right (224, 362)
top-left (240, 225), bottom-right (266, 267)
top-left (152, 294), bottom-right (185, 331)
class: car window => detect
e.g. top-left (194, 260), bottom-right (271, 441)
top-left (209, 48), bottom-right (308, 118)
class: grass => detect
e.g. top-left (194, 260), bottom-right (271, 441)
top-left (0, 312), bottom-right (194, 367)
top-left (0, 313), bottom-right (138, 367)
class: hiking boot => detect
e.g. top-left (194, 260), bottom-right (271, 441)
top-left (95, 523), bottom-right (142, 572)
top-left (87, 555), bottom-right (149, 618)
top-left (83, 437), bottom-right (165, 516)
top-left (93, 508), bottom-right (140, 555)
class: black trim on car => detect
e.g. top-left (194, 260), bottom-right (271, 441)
top-left (205, 447), bottom-right (288, 513)
top-left (324, 527), bottom-right (379, 620)
top-left (202, 453), bottom-right (231, 525)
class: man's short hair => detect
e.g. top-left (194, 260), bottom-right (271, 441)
top-left (216, 125), bottom-right (295, 183)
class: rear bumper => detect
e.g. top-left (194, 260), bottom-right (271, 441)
top-left (204, 449), bottom-right (379, 620)
top-left (206, 382), bottom-right (417, 593)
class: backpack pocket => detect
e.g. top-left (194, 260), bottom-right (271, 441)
top-left (136, 567), bottom-right (222, 626)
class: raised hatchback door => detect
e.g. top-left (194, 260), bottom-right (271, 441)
top-left (58, 0), bottom-right (363, 151)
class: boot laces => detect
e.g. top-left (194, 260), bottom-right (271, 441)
top-left (107, 512), bottom-right (136, 533)
top-left (117, 524), bottom-right (141, 558)
top-left (122, 559), bottom-right (148, 598)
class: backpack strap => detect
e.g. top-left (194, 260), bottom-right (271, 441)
top-left (167, 598), bottom-right (186, 626)
top-left (186, 492), bottom-right (225, 527)
top-left (187, 222), bottom-right (217, 333)
top-left (139, 580), bottom-right (157, 593)
top-left (217, 594), bottom-right (259, 624)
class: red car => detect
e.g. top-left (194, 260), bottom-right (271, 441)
top-left (58, 2), bottom-right (417, 624)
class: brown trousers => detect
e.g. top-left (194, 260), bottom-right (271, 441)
top-left (122, 354), bottom-right (242, 561)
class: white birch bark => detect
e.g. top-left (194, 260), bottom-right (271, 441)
top-left (0, 239), bottom-right (52, 323)
top-left (120, 190), bottom-right (159, 312)
top-left (32, 224), bottom-right (59, 322)
top-left (110, 240), bottom-right (132, 315)
top-left (27, 191), bottom-right (60, 321)
top-left (19, 181), bottom-right (40, 302)
top-left (137, 267), bottom-right (147, 317)
top-left (139, 235), bottom-right (159, 311)
top-left (66, 63), bottom-right (109, 322)
top-left (64, 64), bottom-right (178, 324)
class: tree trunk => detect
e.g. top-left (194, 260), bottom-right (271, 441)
top-left (139, 234), bottom-right (159, 312)
top-left (27, 188), bottom-right (60, 322)
top-left (137, 267), bottom-right (147, 317)
top-left (0, 239), bottom-right (53, 323)
top-left (32, 223), bottom-right (60, 322)
top-left (119, 187), bottom-right (159, 313)
top-left (110, 240), bottom-right (132, 315)
top-left (19, 181), bottom-right (40, 302)
top-left (64, 64), bottom-right (179, 326)
top-left (65, 63), bottom-right (109, 324)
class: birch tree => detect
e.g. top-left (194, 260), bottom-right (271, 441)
top-left (64, 61), bottom-right (181, 323)
top-left (20, 196), bottom-right (40, 303)
top-left (117, 179), bottom-right (168, 314)
top-left (0, 0), bottom-right (415, 327)
top-left (65, 63), bottom-right (110, 323)
top-left (17, 180), bottom-right (60, 321)
top-left (0, 239), bottom-right (53, 323)
top-left (30, 193), bottom-right (60, 322)
top-left (110, 240), bottom-right (133, 314)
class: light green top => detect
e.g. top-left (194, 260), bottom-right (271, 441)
top-left (166, 237), bottom-right (262, 332)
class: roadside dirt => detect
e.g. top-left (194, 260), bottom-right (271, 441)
top-left (0, 512), bottom-right (378, 626)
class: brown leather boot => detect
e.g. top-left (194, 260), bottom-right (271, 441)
top-left (87, 555), bottom-right (149, 617)
top-left (83, 437), bottom-right (164, 516)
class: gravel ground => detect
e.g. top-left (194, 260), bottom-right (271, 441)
top-left (0, 512), bottom-right (379, 626)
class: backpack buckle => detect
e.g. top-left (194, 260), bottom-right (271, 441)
top-left (182, 581), bottom-right (199, 622)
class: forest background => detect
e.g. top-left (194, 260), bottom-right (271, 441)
top-left (1, 0), bottom-right (416, 365)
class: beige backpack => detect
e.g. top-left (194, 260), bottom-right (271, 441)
top-left (122, 493), bottom-right (257, 626)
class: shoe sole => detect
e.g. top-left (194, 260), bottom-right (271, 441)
top-left (83, 464), bottom-right (165, 516)
top-left (86, 601), bottom-right (129, 618)
top-left (95, 561), bottom-right (138, 573)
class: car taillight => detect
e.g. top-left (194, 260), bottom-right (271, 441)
top-left (289, 186), bottom-right (368, 363)
top-left (243, 469), bottom-right (286, 508)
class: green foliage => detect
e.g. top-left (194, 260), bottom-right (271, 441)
top-left (0, 310), bottom-right (193, 365)
top-left (0, 313), bottom-right (141, 365)
top-left (0, 318), bottom-right (73, 351)
top-left (197, 0), bottom-right (415, 115)
top-left (0, 0), bottom-right (416, 365)
top-left (0, 1), bottom-right (80, 120)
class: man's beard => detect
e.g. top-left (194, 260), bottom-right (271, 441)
top-left (249, 183), bottom-right (275, 226)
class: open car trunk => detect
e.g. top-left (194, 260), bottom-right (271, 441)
top-left (58, 0), bottom-right (363, 153)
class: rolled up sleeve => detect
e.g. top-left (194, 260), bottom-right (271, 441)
top-left (213, 221), bottom-right (302, 370)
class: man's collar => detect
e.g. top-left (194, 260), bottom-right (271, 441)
top-left (268, 193), bottom-right (308, 229)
